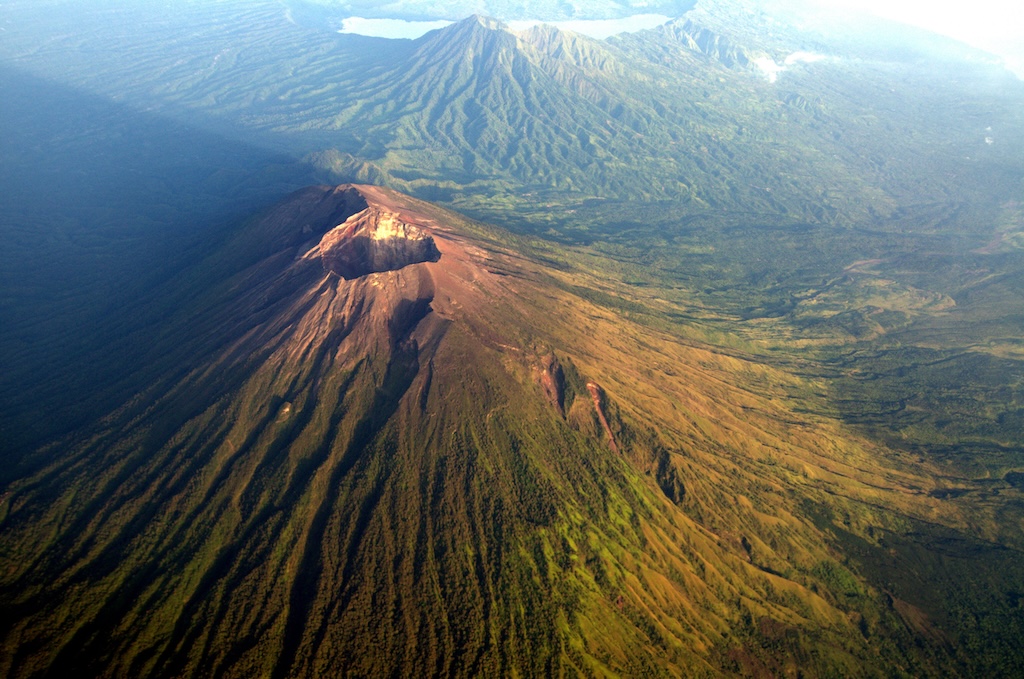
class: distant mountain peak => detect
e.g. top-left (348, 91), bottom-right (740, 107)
top-left (436, 13), bottom-right (510, 37)
top-left (658, 17), bottom-right (756, 67)
top-left (467, 14), bottom-right (507, 31)
top-left (413, 13), bottom-right (519, 61)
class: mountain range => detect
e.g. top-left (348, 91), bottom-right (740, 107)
top-left (1, 0), bottom-right (1023, 676)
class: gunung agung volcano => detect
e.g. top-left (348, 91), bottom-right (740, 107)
top-left (2, 0), bottom-right (1024, 677)
top-left (2, 184), bottom-right (1017, 677)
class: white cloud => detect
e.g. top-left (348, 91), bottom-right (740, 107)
top-left (784, 51), bottom-right (826, 66)
top-left (754, 57), bottom-right (784, 83)
top-left (756, 52), bottom-right (829, 83)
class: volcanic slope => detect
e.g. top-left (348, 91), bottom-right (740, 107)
top-left (8, 2), bottom-right (1017, 227)
top-left (0, 185), bottom-right (999, 677)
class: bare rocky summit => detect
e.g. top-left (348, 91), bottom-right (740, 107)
top-left (319, 205), bottom-right (441, 280)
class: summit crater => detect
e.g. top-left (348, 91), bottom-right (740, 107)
top-left (318, 206), bottom-right (442, 280)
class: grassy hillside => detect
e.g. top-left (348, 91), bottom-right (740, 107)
top-left (1, 0), bottom-right (1023, 675)
top-left (5, 186), bottom-right (1020, 677)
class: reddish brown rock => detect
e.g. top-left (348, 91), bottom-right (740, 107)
top-left (319, 206), bottom-right (441, 280)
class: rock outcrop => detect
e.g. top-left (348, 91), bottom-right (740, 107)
top-left (319, 206), bottom-right (441, 279)
top-left (661, 18), bottom-right (753, 68)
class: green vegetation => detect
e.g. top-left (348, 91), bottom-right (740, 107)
top-left (1, 0), bottom-right (1024, 676)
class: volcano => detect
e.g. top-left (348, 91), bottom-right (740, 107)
top-left (0, 184), bottom-right (1011, 677)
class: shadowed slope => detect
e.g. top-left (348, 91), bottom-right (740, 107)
top-left (0, 185), bottom-right (1008, 677)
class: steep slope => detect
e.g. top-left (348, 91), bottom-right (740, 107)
top-left (310, 15), bottom-right (901, 218)
top-left (4, 2), bottom-right (1019, 227)
top-left (314, 16), bottom-right (662, 199)
top-left (2, 3), bottom-right (1024, 676)
top-left (278, 14), bottom-right (1024, 226)
top-left (1, 185), bottom-right (1013, 677)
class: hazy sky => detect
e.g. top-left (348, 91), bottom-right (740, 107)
top-left (815, 0), bottom-right (1024, 71)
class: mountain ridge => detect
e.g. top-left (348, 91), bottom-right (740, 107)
top-left (1, 1), bottom-right (1024, 675)
top-left (2, 184), bottom-right (1015, 677)
top-left (4, 1), bottom-right (1018, 225)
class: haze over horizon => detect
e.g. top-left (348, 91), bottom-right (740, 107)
top-left (813, 0), bottom-right (1024, 74)
top-left (331, 0), bottom-right (1023, 74)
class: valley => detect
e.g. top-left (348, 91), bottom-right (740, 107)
top-left (1, 0), bottom-right (1023, 676)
